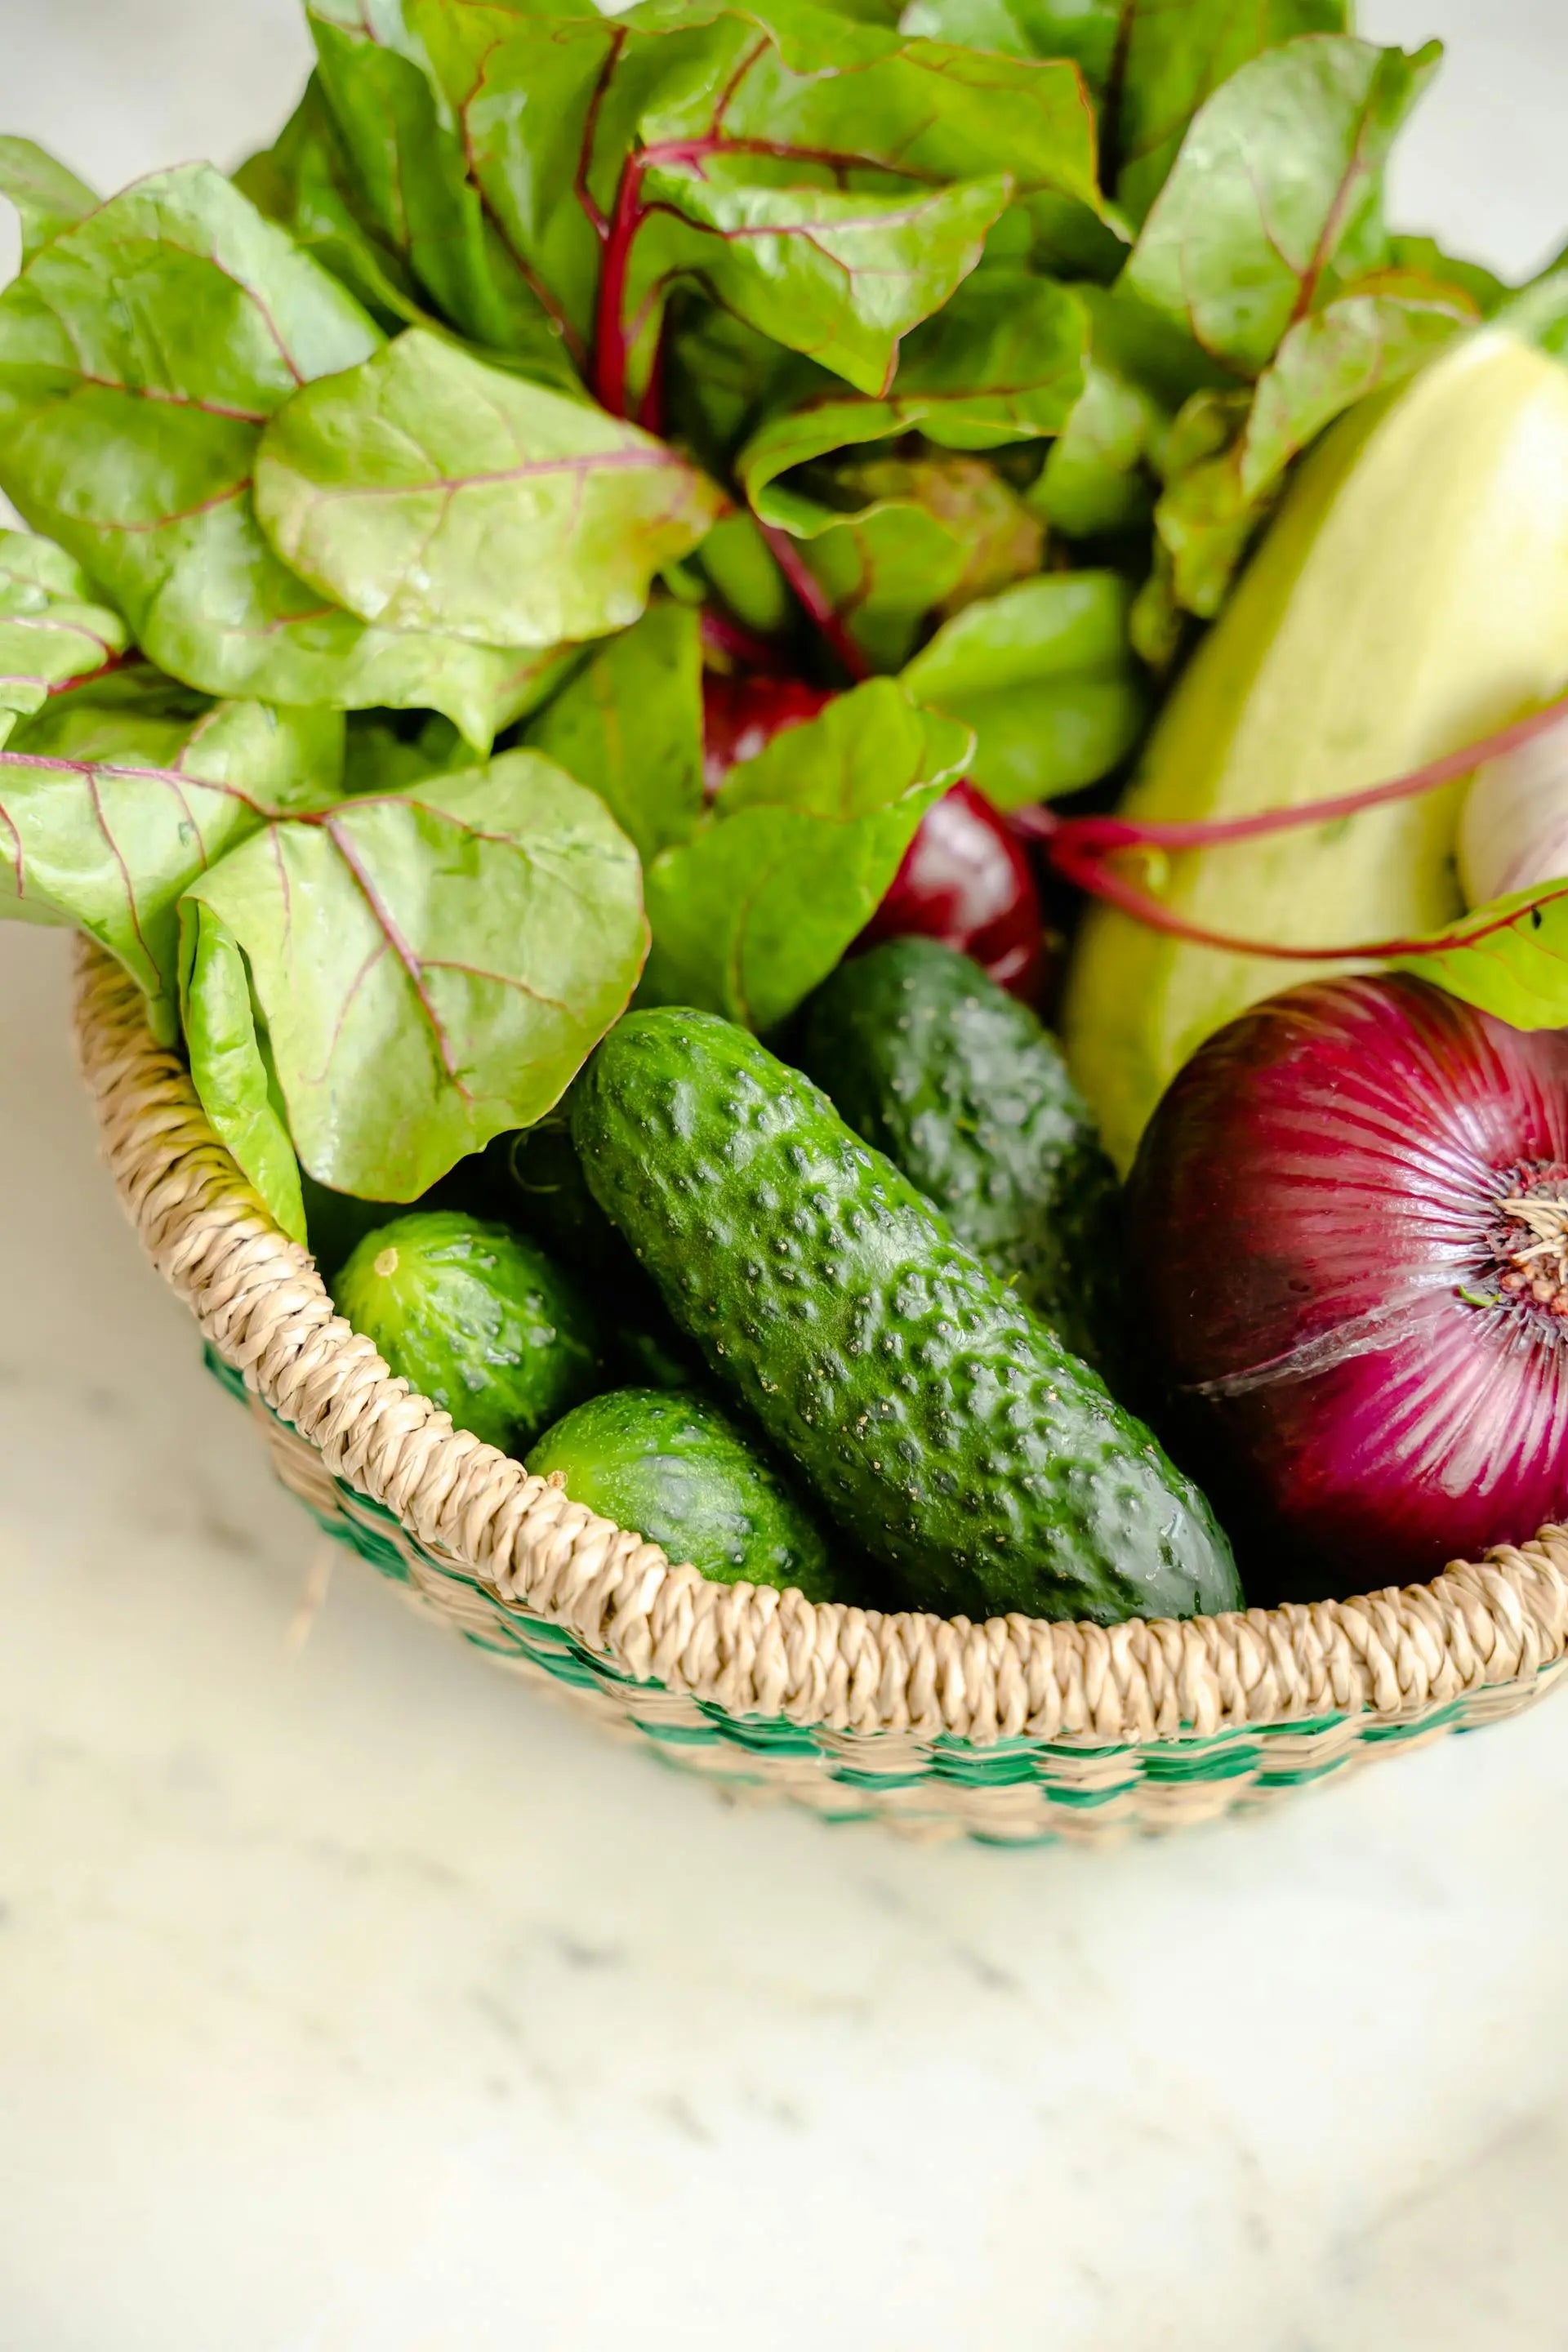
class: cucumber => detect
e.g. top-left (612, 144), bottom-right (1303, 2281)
top-left (501, 1107), bottom-right (703, 1392)
top-left (334, 1211), bottom-right (602, 1456)
top-left (572, 1009), bottom-right (1239, 1624)
top-left (793, 938), bottom-right (1120, 1369)
top-left (528, 1388), bottom-right (838, 1600)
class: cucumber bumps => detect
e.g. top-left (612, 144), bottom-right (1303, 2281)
top-left (795, 938), bottom-right (1121, 1369)
top-left (335, 1212), bottom-right (601, 1456)
top-left (572, 1010), bottom-right (1239, 1625)
top-left (528, 1388), bottom-right (838, 1600)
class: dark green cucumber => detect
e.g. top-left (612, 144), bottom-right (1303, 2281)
top-left (572, 1010), bottom-right (1240, 1625)
top-left (528, 1388), bottom-right (838, 1600)
top-left (794, 938), bottom-right (1121, 1368)
top-left (334, 1211), bottom-right (602, 1457)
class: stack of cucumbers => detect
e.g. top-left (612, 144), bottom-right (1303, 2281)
top-left (335, 940), bottom-right (1241, 1626)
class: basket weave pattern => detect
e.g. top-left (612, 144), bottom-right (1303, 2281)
top-left (72, 940), bottom-right (1568, 1842)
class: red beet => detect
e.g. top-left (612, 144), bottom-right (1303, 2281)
top-left (858, 778), bottom-right (1047, 1000)
top-left (702, 670), bottom-right (833, 798)
top-left (702, 668), bottom-right (1047, 999)
top-left (1127, 973), bottom-right (1568, 1597)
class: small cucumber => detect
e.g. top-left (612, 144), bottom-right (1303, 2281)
top-left (528, 1388), bottom-right (838, 1599)
top-left (572, 1009), bottom-right (1239, 1625)
top-left (794, 938), bottom-right (1121, 1367)
top-left (334, 1211), bottom-right (601, 1456)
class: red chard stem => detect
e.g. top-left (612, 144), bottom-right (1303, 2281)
top-left (760, 524), bottom-right (871, 683)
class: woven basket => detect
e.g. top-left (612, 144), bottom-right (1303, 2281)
top-left (71, 938), bottom-right (1568, 1845)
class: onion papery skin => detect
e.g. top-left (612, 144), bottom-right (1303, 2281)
top-left (857, 779), bottom-right (1049, 1001)
top-left (1127, 974), bottom-right (1568, 1598)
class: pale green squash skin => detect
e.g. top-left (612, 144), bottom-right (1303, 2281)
top-left (1065, 332), bottom-right (1568, 1170)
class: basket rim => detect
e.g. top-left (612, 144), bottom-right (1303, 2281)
top-left (71, 938), bottom-right (1568, 1748)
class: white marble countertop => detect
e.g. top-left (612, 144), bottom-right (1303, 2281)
top-left (6, 4), bottom-right (1568, 2345)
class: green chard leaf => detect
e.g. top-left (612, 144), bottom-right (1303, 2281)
top-left (1111, 0), bottom-right (1352, 228)
top-left (0, 530), bottom-right (130, 746)
top-left (899, 0), bottom-right (1120, 90)
top-left (900, 571), bottom-right (1146, 807)
top-left (180, 907), bottom-right (309, 1241)
top-left (0, 693), bottom-right (345, 1036)
top-left (0, 137), bottom-right (98, 265)
top-left (1033, 285), bottom-right (1233, 541)
top-left (734, 274), bottom-right (1082, 662)
top-left (179, 751), bottom-right (648, 1210)
top-left (1391, 880), bottom-right (1568, 1031)
top-left (1121, 37), bottom-right (1442, 377)
top-left (342, 0), bottom-right (1106, 408)
top-left (642, 678), bottom-right (970, 1031)
top-left (1152, 278), bottom-right (1477, 620)
top-left (1389, 234), bottom-right (1509, 318)
top-left (234, 74), bottom-right (430, 335)
top-left (629, 158), bottom-right (1013, 400)
top-left (524, 601), bottom-right (703, 866)
top-left (340, 709), bottom-right (474, 798)
top-left (738, 274), bottom-right (1088, 506)
top-left (252, 328), bottom-right (724, 648)
top-left (0, 166), bottom-right (565, 748)
top-left (305, 0), bottom-right (589, 378)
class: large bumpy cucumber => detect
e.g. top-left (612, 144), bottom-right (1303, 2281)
top-left (572, 1010), bottom-right (1239, 1624)
top-left (528, 1388), bottom-right (838, 1600)
top-left (335, 1211), bottom-right (602, 1456)
top-left (793, 938), bottom-right (1121, 1368)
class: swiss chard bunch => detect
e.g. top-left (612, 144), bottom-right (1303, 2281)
top-left (0, 0), bottom-right (1509, 1236)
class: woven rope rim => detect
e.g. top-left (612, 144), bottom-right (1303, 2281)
top-left (71, 938), bottom-right (1568, 1747)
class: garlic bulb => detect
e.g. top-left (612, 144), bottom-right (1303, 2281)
top-left (1459, 716), bottom-right (1568, 905)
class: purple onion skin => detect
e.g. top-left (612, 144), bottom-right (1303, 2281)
top-left (1126, 974), bottom-right (1568, 1598)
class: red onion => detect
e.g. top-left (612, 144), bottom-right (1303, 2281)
top-left (702, 667), bottom-right (1048, 999)
top-left (1127, 973), bottom-right (1568, 1597)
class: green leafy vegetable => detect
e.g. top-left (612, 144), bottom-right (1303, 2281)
top-left (1111, 0), bottom-right (1351, 227)
top-left (305, 0), bottom-right (586, 377)
top-left (331, 0), bottom-right (1106, 413)
top-left (899, 0), bottom-right (1120, 88)
top-left (1148, 279), bottom-right (1475, 621)
top-left (234, 74), bottom-right (430, 335)
top-left (732, 275), bottom-right (1082, 660)
top-left (0, 696), bottom-right (344, 1034)
top-left (1122, 37), bottom-right (1442, 376)
top-left (178, 750), bottom-right (648, 1208)
top-left (1391, 881), bottom-right (1568, 1032)
top-left (900, 572), bottom-right (1146, 807)
top-left (1389, 234), bottom-right (1508, 317)
top-left (642, 679), bottom-right (969, 1029)
top-left (525, 602), bottom-right (702, 866)
top-left (795, 455), bottom-right (1047, 668)
top-left (631, 161), bottom-right (1013, 402)
top-left (180, 906), bottom-right (309, 1240)
top-left (737, 274), bottom-right (1088, 514)
top-left (253, 328), bottom-right (723, 648)
top-left (0, 531), bottom-right (129, 746)
top-left (1032, 284), bottom-right (1232, 540)
top-left (0, 136), bottom-right (97, 265)
top-left (0, 166), bottom-right (555, 747)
